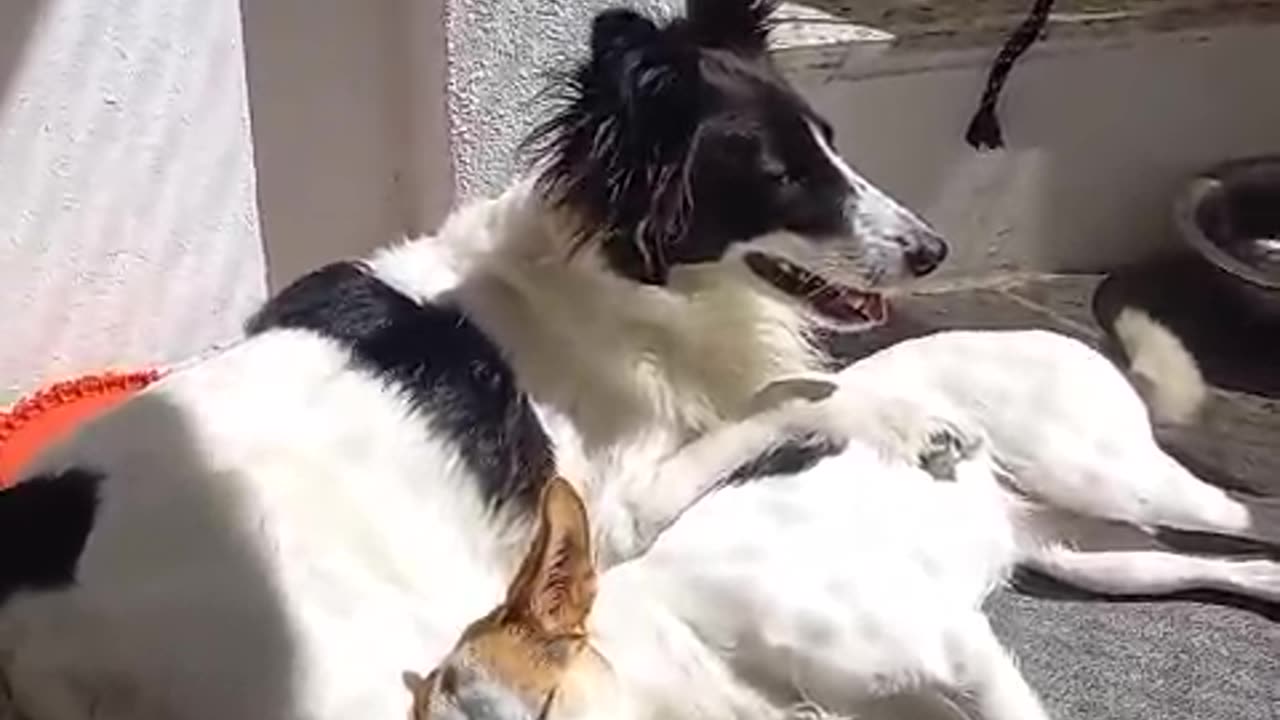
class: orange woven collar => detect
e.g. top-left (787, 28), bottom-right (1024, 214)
top-left (0, 370), bottom-right (163, 486)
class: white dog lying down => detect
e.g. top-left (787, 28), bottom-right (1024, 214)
top-left (408, 325), bottom-right (1280, 720)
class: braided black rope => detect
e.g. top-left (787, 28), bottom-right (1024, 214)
top-left (965, 0), bottom-right (1056, 151)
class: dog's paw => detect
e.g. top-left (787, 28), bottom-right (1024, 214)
top-left (916, 421), bottom-right (982, 481)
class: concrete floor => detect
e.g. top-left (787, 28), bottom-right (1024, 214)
top-left (832, 268), bottom-right (1280, 720)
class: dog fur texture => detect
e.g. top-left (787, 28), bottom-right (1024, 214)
top-left (0, 1), bottom-right (1271, 719)
top-left (0, 1), bottom-right (949, 718)
top-left (408, 327), bottom-right (1279, 720)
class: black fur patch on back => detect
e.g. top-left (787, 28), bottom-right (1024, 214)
top-left (246, 262), bottom-right (554, 513)
top-left (720, 433), bottom-right (846, 487)
top-left (0, 468), bottom-right (102, 604)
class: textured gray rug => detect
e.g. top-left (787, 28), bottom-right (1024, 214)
top-left (988, 585), bottom-right (1279, 720)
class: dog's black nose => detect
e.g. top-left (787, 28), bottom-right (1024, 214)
top-left (903, 233), bottom-right (948, 277)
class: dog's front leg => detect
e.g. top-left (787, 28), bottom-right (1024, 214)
top-left (596, 399), bottom-right (841, 567)
top-left (752, 374), bottom-right (987, 481)
top-left (597, 377), bottom-right (991, 566)
top-left (938, 614), bottom-right (1053, 720)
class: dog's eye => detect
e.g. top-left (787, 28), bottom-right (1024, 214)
top-left (766, 166), bottom-right (798, 188)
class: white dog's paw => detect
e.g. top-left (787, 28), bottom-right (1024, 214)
top-left (915, 420), bottom-right (984, 481)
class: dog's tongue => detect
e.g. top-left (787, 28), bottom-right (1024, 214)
top-left (813, 285), bottom-right (888, 325)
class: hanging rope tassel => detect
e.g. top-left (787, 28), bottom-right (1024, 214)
top-left (965, 0), bottom-right (1056, 151)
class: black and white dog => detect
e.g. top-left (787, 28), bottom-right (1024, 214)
top-left (3, 1), bottom-right (1275, 719)
top-left (0, 1), bottom-right (949, 718)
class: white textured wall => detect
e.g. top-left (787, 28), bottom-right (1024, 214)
top-left (0, 0), bottom-right (265, 398)
top-left (444, 0), bottom-right (677, 199)
top-left (795, 24), bottom-right (1280, 277)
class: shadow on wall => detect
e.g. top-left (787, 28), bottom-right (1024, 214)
top-left (239, 0), bottom-right (454, 292)
top-left (0, 0), bottom-right (42, 395)
top-left (0, 0), bottom-right (44, 108)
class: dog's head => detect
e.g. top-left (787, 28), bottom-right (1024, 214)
top-left (527, 0), bottom-right (947, 330)
top-left (404, 477), bottom-right (612, 720)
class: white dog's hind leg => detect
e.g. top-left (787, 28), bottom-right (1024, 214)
top-left (1140, 464), bottom-right (1280, 548)
top-left (937, 614), bottom-right (1051, 720)
top-left (1115, 452), bottom-right (1280, 547)
top-left (1021, 509), bottom-right (1280, 603)
top-left (1028, 545), bottom-right (1280, 604)
top-left (1027, 434), bottom-right (1280, 549)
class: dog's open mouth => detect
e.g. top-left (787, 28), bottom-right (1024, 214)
top-left (744, 252), bottom-right (887, 326)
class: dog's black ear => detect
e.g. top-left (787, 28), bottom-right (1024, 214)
top-left (605, 45), bottom-right (697, 286)
top-left (687, 0), bottom-right (778, 53)
top-left (528, 8), bottom-right (700, 286)
top-left (590, 8), bottom-right (661, 61)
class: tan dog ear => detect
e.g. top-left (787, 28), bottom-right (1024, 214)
top-left (504, 477), bottom-right (597, 636)
top-left (402, 670), bottom-right (431, 719)
top-left (402, 671), bottom-right (428, 693)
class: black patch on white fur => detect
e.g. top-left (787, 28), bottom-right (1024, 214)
top-left (0, 468), bottom-right (102, 603)
top-left (524, 0), bottom-right (860, 284)
top-left (721, 433), bottom-right (846, 487)
top-left (246, 262), bottom-right (554, 513)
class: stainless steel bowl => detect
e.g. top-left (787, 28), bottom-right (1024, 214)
top-left (1173, 157), bottom-right (1280, 316)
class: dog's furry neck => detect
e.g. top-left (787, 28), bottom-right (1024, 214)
top-left (372, 181), bottom-right (824, 448)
